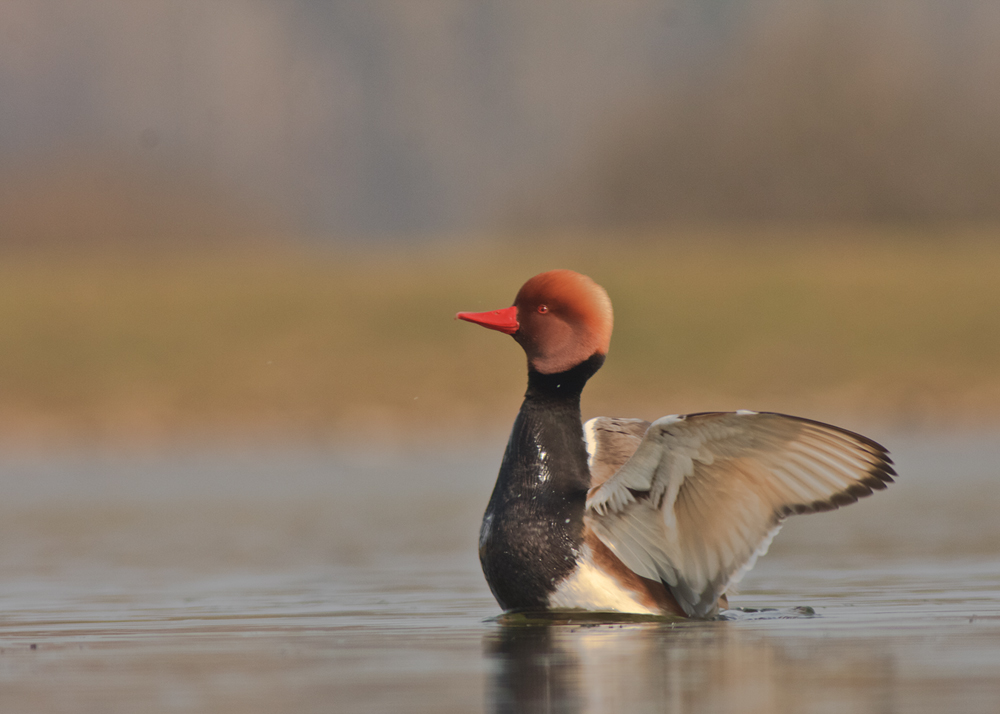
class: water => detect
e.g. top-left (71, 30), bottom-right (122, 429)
top-left (0, 434), bottom-right (998, 713)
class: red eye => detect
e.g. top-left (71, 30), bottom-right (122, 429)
top-left (537, 304), bottom-right (549, 314)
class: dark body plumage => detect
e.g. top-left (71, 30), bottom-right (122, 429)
top-left (479, 356), bottom-right (604, 610)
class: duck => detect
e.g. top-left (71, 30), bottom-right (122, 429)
top-left (457, 269), bottom-right (894, 619)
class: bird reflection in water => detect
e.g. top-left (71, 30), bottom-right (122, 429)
top-left (486, 620), bottom-right (583, 713)
top-left (484, 613), bottom-right (896, 714)
top-left (484, 615), bottom-right (738, 714)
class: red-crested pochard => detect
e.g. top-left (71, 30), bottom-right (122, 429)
top-left (457, 269), bottom-right (893, 618)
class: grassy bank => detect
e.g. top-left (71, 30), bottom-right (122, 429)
top-left (1, 224), bottom-right (998, 445)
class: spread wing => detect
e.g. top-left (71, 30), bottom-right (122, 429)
top-left (585, 411), bottom-right (895, 618)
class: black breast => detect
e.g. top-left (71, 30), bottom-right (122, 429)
top-left (478, 357), bottom-right (601, 611)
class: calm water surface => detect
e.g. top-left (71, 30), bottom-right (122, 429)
top-left (0, 433), bottom-right (998, 713)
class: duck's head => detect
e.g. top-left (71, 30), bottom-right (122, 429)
top-left (457, 269), bottom-right (613, 374)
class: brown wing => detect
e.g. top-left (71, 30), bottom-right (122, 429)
top-left (583, 416), bottom-right (651, 488)
top-left (586, 411), bottom-right (894, 618)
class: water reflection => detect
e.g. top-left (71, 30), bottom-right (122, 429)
top-left (485, 617), bottom-right (896, 714)
top-left (486, 624), bottom-right (583, 713)
top-left (2, 441), bottom-right (999, 712)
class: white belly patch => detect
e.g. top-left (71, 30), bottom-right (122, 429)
top-left (547, 545), bottom-right (661, 615)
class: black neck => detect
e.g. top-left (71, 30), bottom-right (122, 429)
top-left (478, 353), bottom-right (604, 610)
top-left (513, 352), bottom-right (605, 494)
top-left (525, 353), bottom-right (606, 403)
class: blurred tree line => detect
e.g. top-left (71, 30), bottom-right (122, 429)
top-left (0, 0), bottom-right (997, 245)
top-left (526, 1), bottom-right (1000, 225)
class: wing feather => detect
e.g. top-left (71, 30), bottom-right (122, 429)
top-left (585, 411), bottom-right (894, 618)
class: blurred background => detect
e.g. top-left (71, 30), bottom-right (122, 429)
top-left (1, 0), bottom-right (999, 447)
top-left (2, 7), bottom-right (1000, 711)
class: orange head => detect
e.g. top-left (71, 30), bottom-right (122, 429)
top-left (457, 270), bottom-right (613, 374)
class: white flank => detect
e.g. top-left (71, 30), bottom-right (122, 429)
top-left (547, 545), bottom-right (661, 615)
